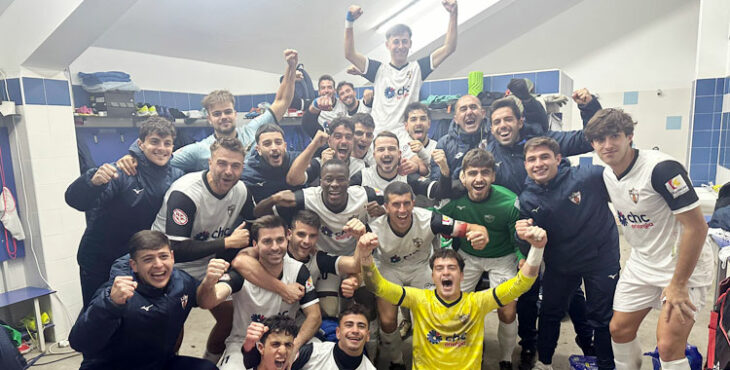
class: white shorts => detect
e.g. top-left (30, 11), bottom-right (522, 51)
top-left (458, 250), bottom-right (518, 292)
top-left (378, 262), bottom-right (434, 290)
top-left (217, 342), bottom-right (244, 370)
top-left (613, 260), bottom-right (709, 317)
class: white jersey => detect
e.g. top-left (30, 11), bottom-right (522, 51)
top-left (294, 342), bottom-right (376, 370)
top-left (275, 186), bottom-right (378, 256)
top-left (299, 251), bottom-right (341, 285)
top-left (395, 128), bottom-right (437, 160)
top-left (603, 149), bottom-right (713, 286)
top-left (363, 56), bottom-right (434, 134)
top-left (370, 207), bottom-right (456, 267)
top-left (225, 255), bottom-right (319, 346)
top-left (318, 99), bottom-right (371, 129)
top-left (151, 171), bottom-right (253, 279)
top-left (359, 166), bottom-right (406, 191)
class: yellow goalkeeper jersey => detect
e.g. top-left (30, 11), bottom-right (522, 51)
top-left (363, 262), bottom-right (535, 369)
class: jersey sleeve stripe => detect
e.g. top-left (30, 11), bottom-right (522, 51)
top-left (396, 287), bottom-right (406, 306)
top-left (492, 287), bottom-right (504, 308)
top-left (671, 200), bottom-right (701, 215)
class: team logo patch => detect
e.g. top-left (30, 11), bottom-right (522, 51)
top-left (458, 314), bottom-right (469, 324)
top-left (629, 188), bottom-right (640, 204)
top-left (427, 330), bottom-right (443, 344)
top-left (455, 152), bottom-right (464, 159)
top-left (227, 205), bottom-right (235, 217)
top-left (412, 237), bottom-right (424, 249)
top-left (483, 214), bottom-right (495, 223)
top-left (385, 87), bottom-right (396, 99)
top-left (569, 191), bottom-right (582, 205)
top-left (442, 215), bottom-right (454, 226)
top-left (172, 208), bottom-right (188, 226)
top-left (456, 205), bottom-right (466, 210)
top-left (251, 313), bottom-right (266, 323)
top-left (181, 294), bottom-right (188, 309)
top-left (304, 276), bottom-right (315, 293)
top-left (665, 175), bottom-right (689, 198)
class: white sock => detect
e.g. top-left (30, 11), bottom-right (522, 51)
top-left (498, 320), bottom-right (518, 362)
top-left (203, 349), bottom-right (222, 365)
top-left (380, 327), bottom-right (404, 364)
top-left (660, 357), bottom-right (690, 370)
top-left (612, 338), bottom-right (642, 370)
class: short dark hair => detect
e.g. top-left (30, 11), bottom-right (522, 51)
top-left (128, 230), bottom-right (170, 259)
top-left (351, 113), bottom-right (375, 130)
top-left (138, 116), bottom-right (176, 141)
top-left (255, 123), bottom-right (284, 144)
top-left (251, 215), bottom-right (287, 242)
top-left (373, 130), bottom-right (399, 148)
top-left (524, 137), bottom-right (560, 156)
top-left (321, 157), bottom-right (349, 177)
top-left (461, 148), bottom-right (496, 172)
top-left (429, 248), bottom-right (465, 272)
top-left (386, 24), bottom-right (412, 39)
top-left (210, 136), bottom-right (246, 159)
top-left (338, 303), bottom-right (370, 328)
top-left (402, 102), bottom-right (431, 123)
top-left (336, 81), bottom-right (355, 95)
top-left (327, 116), bottom-right (355, 136)
top-left (490, 97), bottom-right (522, 120)
top-left (318, 75), bottom-right (335, 90)
top-left (292, 209), bottom-right (321, 231)
top-left (384, 181), bottom-right (414, 203)
top-left (260, 314), bottom-right (299, 345)
top-left (584, 108), bottom-right (637, 142)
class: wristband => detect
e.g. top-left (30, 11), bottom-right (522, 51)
top-left (525, 246), bottom-right (544, 267)
top-left (345, 20), bottom-right (354, 28)
top-left (346, 12), bottom-right (356, 22)
top-left (452, 221), bottom-right (468, 238)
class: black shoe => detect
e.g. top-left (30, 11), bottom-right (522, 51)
top-left (575, 335), bottom-right (596, 357)
top-left (389, 363), bottom-right (406, 370)
top-left (519, 348), bottom-right (536, 370)
top-left (500, 361), bottom-right (514, 370)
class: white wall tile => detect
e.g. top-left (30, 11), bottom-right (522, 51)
top-left (34, 182), bottom-right (67, 211)
top-left (45, 256), bottom-right (78, 286)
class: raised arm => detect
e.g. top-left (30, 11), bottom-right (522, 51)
top-left (344, 5), bottom-right (368, 72)
top-left (358, 233), bottom-right (412, 306)
top-left (430, 0), bottom-right (458, 69)
top-left (254, 190), bottom-right (297, 218)
top-left (65, 165), bottom-right (119, 211)
top-left (286, 130), bottom-right (329, 186)
top-left (196, 259), bottom-right (233, 309)
top-left (269, 49), bottom-right (299, 122)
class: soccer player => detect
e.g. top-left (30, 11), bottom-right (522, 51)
top-left (242, 123), bottom-right (303, 203)
top-left (344, 0), bottom-right (458, 134)
top-left (65, 117), bottom-right (183, 307)
top-left (302, 77), bottom-right (373, 135)
top-left (584, 109), bottom-right (714, 370)
top-left (518, 137), bottom-right (620, 370)
top-left (359, 226), bottom-right (546, 369)
top-left (397, 102), bottom-right (438, 169)
top-left (201, 215), bottom-right (321, 370)
top-left (115, 50), bottom-right (298, 176)
top-left (435, 148), bottom-right (525, 370)
top-left (369, 181), bottom-right (488, 368)
top-left (69, 230), bottom-right (226, 370)
top-left (151, 137), bottom-right (255, 362)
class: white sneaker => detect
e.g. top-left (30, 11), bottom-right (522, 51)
top-left (532, 361), bottom-right (553, 370)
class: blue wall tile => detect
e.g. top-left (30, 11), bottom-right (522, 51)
top-left (714, 95), bottom-right (723, 112)
top-left (72, 84), bottom-right (90, 108)
top-left (22, 77), bottom-right (46, 105)
top-left (134, 91), bottom-right (144, 104)
top-left (142, 90), bottom-right (161, 105)
top-left (238, 95), bottom-right (253, 112)
top-left (690, 163), bottom-right (710, 185)
top-left (692, 131), bottom-right (713, 147)
top-left (665, 116), bottom-right (681, 130)
top-left (430, 80), bottom-right (450, 96)
top-left (716, 77), bottom-right (725, 96)
top-left (491, 74), bottom-right (512, 93)
top-left (623, 91), bottom-right (639, 105)
top-left (159, 91), bottom-right (176, 107)
top-left (0, 79), bottom-right (22, 105)
top-left (725, 77), bottom-right (730, 94)
top-left (251, 94), bottom-right (267, 107)
top-left (43, 79), bottom-right (71, 106)
top-left (419, 83), bottom-right (430, 100)
top-left (513, 72), bottom-right (537, 87)
top-left (173, 92), bottom-right (190, 111)
top-left (693, 113), bottom-right (712, 130)
top-left (535, 70), bottom-right (559, 94)
top-left (266, 93), bottom-right (276, 103)
top-left (695, 79), bottom-right (716, 96)
top-left (449, 78), bottom-right (468, 95)
top-left (482, 76), bottom-right (492, 92)
top-left (189, 94), bottom-right (205, 110)
top-left (694, 96), bottom-right (715, 114)
top-left (714, 113), bottom-right (722, 130)
top-left (690, 147), bottom-right (710, 165)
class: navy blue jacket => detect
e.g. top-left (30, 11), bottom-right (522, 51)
top-left (518, 163), bottom-right (619, 273)
top-left (70, 256), bottom-right (199, 370)
top-left (65, 145), bottom-right (184, 272)
top-left (241, 150), bottom-right (303, 204)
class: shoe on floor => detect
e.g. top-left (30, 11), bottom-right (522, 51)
top-left (532, 360), bottom-right (553, 370)
top-left (499, 360), bottom-right (513, 370)
top-left (519, 348), bottom-right (536, 370)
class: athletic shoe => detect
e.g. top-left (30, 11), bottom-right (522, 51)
top-left (136, 105), bottom-right (150, 116)
top-left (575, 335), bottom-right (596, 357)
top-left (500, 361), bottom-right (514, 370)
top-left (398, 319), bottom-right (412, 339)
top-left (519, 348), bottom-right (536, 370)
top-left (532, 361), bottom-right (553, 370)
top-left (148, 105), bottom-right (158, 116)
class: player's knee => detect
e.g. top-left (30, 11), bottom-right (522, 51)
top-left (609, 318), bottom-right (635, 342)
top-left (656, 335), bottom-right (685, 361)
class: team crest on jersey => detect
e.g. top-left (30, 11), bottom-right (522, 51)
top-left (227, 205), bottom-right (235, 217)
top-left (569, 191), bottom-right (582, 205)
top-left (628, 188), bottom-right (640, 204)
top-left (412, 237), bottom-right (424, 249)
top-left (251, 313), bottom-right (266, 323)
top-left (665, 175), bottom-right (689, 198)
top-left (304, 276), bottom-right (315, 293)
top-left (172, 208), bottom-right (188, 226)
top-left (455, 152), bottom-right (464, 159)
top-left (442, 216), bottom-right (454, 226)
top-left (427, 330), bottom-right (443, 344)
top-left (458, 314), bottom-right (469, 324)
top-left (483, 214), bottom-right (495, 223)
top-left (181, 294), bottom-right (188, 309)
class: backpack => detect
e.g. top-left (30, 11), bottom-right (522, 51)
top-left (708, 276), bottom-right (730, 369)
top-left (282, 64), bottom-right (316, 110)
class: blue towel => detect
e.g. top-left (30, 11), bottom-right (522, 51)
top-left (78, 71), bottom-right (131, 85)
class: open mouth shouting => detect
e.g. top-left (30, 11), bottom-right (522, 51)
top-left (273, 358), bottom-right (287, 369)
top-left (336, 146), bottom-right (350, 160)
top-left (268, 151), bottom-right (282, 166)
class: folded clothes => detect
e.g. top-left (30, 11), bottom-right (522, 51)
top-left (78, 71), bottom-right (131, 85)
top-left (82, 81), bottom-right (140, 93)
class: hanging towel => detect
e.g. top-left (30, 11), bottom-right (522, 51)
top-left (468, 71), bottom-right (483, 96)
